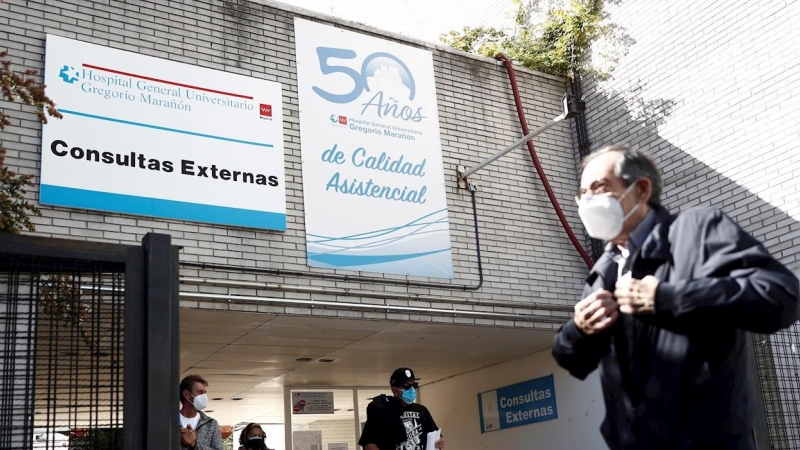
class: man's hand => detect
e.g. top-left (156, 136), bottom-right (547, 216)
top-left (615, 275), bottom-right (659, 314)
top-left (435, 438), bottom-right (445, 449)
top-left (180, 425), bottom-right (196, 448)
top-left (573, 289), bottom-right (619, 335)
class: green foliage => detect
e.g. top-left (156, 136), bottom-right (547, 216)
top-left (440, 0), bottom-right (628, 79)
top-left (0, 46), bottom-right (62, 233)
top-left (39, 273), bottom-right (94, 348)
top-left (224, 433), bottom-right (234, 450)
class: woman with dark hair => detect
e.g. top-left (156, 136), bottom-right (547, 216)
top-left (238, 423), bottom-right (270, 450)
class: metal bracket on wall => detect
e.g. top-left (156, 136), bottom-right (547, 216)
top-left (456, 165), bottom-right (478, 191)
top-left (456, 93), bottom-right (585, 186)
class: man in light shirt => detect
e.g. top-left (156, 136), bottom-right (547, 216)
top-left (179, 374), bottom-right (223, 450)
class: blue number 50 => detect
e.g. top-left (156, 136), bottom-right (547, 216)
top-left (312, 47), bottom-right (365, 104)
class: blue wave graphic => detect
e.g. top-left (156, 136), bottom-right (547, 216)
top-left (306, 209), bottom-right (453, 278)
top-left (307, 248), bottom-right (450, 266)
top-left (307, 208), bottom-right (447, 243)
top-left (310, 228), bottom-right (446, 251)
top-left (310, 219), bottom-right (448, 254)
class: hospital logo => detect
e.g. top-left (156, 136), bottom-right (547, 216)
top-left (59, 65), bottom-right (79, 84)
top-left (329, 114), bottom-right (348, 126)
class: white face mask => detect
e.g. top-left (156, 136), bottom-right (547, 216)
top-left (190, 393), bottom-right (209, 411)
top-left (578, 182), bottom-right (640, 241)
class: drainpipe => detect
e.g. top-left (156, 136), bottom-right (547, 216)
top-left (494, 54), bottom-right (594, 269)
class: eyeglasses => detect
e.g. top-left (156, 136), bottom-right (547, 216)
top-left (575, 177), bottom-right (638, 203)
top-left (575, 178), bottom-right (615, 203)
top-left (396, 382), bottom-right (419, 391)
top-left (574, 192), bottom-right (618, 205)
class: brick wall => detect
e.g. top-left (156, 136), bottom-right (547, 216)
top-left (581, 0), bottom-right (800, 270)
top-left (0, 0), bottom-right (588, 327)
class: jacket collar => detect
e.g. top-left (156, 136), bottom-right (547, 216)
top-left (182, 410), bottom-right (212, 427)
top-left (585, 252), bottom-right (618, 289)
top-left (638, 205), bottom-right (673, 261)
top-left (198, 411), bottom-right (213, 425)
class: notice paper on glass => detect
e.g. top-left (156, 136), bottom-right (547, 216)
top-left (426, 429), bottom-right (441, 450)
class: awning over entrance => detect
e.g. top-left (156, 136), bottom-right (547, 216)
top-left (180, 309), bottom-right (555, 428)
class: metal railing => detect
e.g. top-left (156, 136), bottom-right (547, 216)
top-left (753, 326), bottom-right (800, 449)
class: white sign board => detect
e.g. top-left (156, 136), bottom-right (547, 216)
top-left (41, 35), bottom-right (287, 230)
top-left (292, 391), bottom-right (334, 414)
top-left (294, 18), bottom-right (453, 278)
top-left (328, 444), bottom-right (347, 450)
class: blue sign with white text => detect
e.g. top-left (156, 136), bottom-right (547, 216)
top-left (478, 374), bottom-right (557, 433)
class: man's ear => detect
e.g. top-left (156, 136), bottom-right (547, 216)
top-left (638, 178), bottom-right (653, 203)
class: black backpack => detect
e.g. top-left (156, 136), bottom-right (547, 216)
top-left (364, 395), bottom-right (407, 449)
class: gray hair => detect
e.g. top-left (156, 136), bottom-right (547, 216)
top-left (582, 145), bottom-right (662, 207)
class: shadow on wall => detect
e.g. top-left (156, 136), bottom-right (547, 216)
top-left (583, 79), bottom-right (799, 267)
top-left (582, 78), bottom-right (800, 449)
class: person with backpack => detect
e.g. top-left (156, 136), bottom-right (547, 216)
top-left (358, 368), bottom-right (445, 450)
top-left (553, 145), bottom-right (799, 449)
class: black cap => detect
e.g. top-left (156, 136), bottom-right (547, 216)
top-left (390, 367), bottom-right (420, 386)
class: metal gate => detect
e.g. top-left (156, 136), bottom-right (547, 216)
top-left (753, 327), bottom-right (800, 450)
top-left (0, 233), bottom-right (180, 450)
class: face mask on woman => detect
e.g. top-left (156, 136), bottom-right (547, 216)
top-left (244, 436), bottom-right (268, 450)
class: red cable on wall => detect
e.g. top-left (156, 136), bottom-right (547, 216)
top-left (494, 54), bottom-right (594, 269)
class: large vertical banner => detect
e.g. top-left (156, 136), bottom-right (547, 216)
top-left (294, 19), bottom-right (453, 278)
top-left (41, 35), bottom-right (287, 230)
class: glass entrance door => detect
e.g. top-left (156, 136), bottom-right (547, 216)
top-left (287, 389), bottom-right (357, 450)
top-left (285, 388), bottom-right (388, 450)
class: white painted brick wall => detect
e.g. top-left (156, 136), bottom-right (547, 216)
top-left (0, 0), bottom-right (588, 327)
top-left (582, 0), bottom-right (800, 271)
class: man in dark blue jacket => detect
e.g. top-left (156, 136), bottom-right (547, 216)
top-left (553, 145), bottom-right (799, 450)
